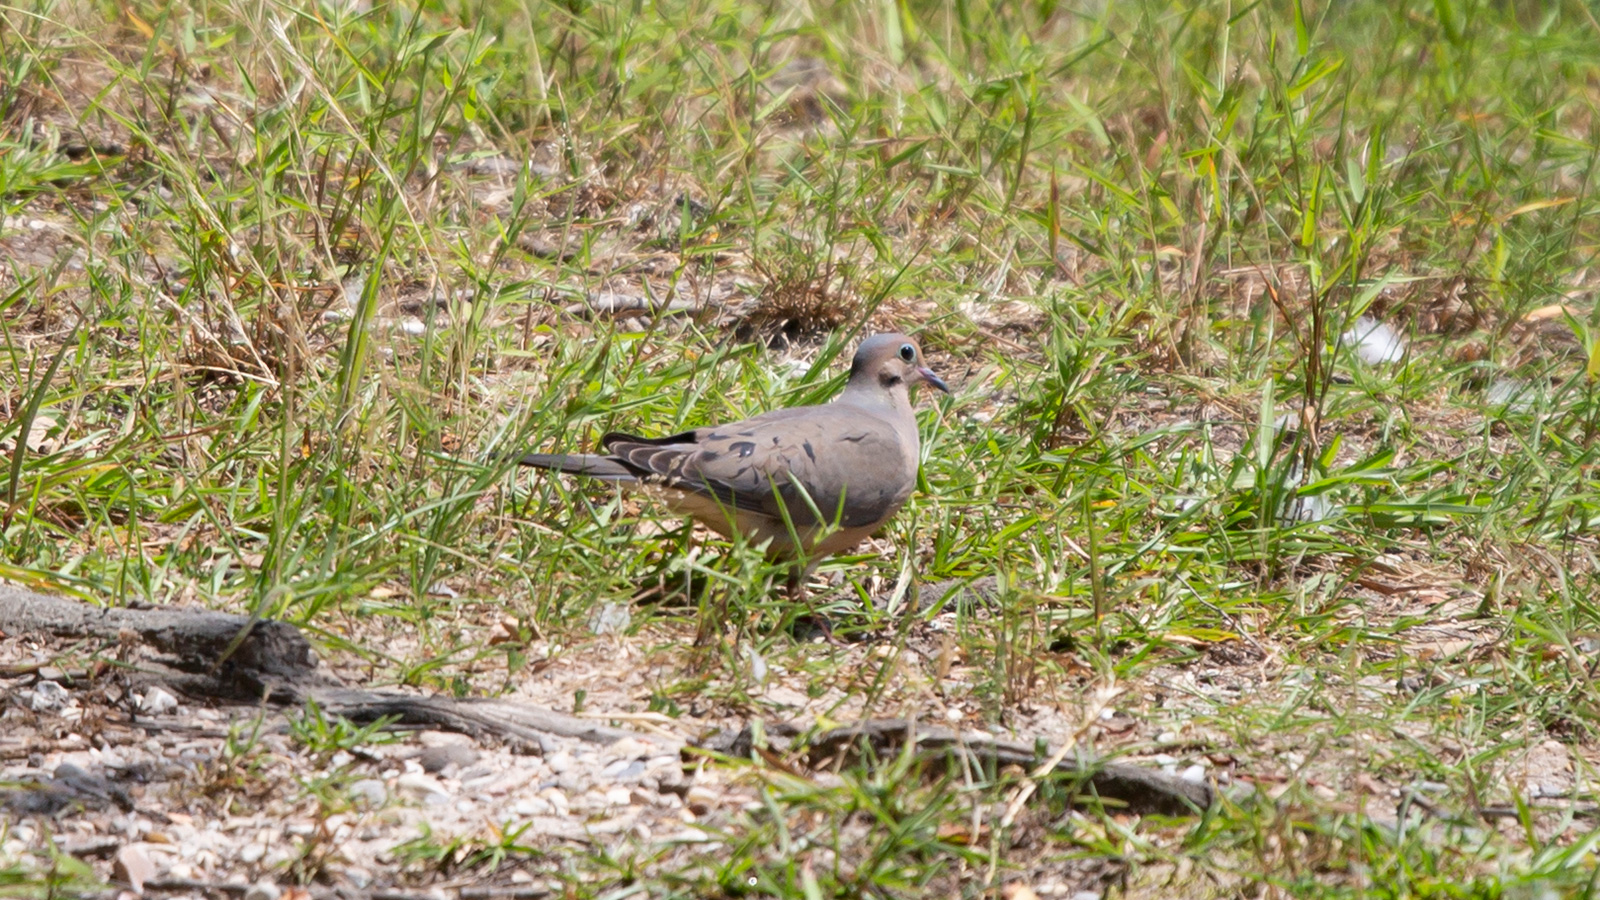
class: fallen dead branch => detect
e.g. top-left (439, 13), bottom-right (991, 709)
top-left (0, 588), bottom-right (669, 753)
top-left (805, 718), bottom-right (1215, 816)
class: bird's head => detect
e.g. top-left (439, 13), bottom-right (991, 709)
top-left (849, 333), bottom-right (951, 398)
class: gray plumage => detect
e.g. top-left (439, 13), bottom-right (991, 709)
top-left (518, 333), bottom-right (949, 576)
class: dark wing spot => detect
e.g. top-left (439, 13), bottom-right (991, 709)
top-left (840, 433), bottom-right (867, 443)
top-left (772, 435), bottom-right (781, 445)
top-left (802, 440), bottom-right (816, 463)
top-left (739, 431), bottom-right (756, 437)
top-left (708, 432), bottom-right (729, 441)
top-left (730, 441), bottom-right (757, 458)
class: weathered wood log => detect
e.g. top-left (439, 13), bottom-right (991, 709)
top-left (0, 588), bottom-right (668, 752)
top-left (805, 717), bottom-right (1215, 816)
top-left (0, 587), bottom-right (324, 698)
top-left (308, 690), bottom-right (652, 753)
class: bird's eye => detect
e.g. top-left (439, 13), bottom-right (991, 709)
top-left (899, 343), bottom-right (916, 362)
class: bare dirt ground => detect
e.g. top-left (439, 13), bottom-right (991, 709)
top-left (6, 493), bottom-right (1593, 899)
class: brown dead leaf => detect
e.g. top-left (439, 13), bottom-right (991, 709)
top-left (1354, 772), bottom-right (1390, 797)
top-left (1523, 304), bottom-right (1578, 323)
top-left (937, 822), bottom-right (989, 845)
top-left (1002, 882), bottom-right (1040, 900)
top-left (1412, 639), bottom-right (1475, 660)
top-left (488, 616), bottom-right (523, 646)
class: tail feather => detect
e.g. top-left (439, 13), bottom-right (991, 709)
top-left (601, 429), bottom-right (699, 450)
top-left (517, 452), bottom-right (636, 481)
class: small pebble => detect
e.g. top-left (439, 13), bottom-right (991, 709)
top-left (349, 779), bottom-right (387, 808)
top-left (238, 843), bottom-right (267, 865)
top-left (243, 880), bottom-right (280, 900)
top-left (335, 865), bottom-right (373, 889)
top-left (685, 786), bottom-right (718, 815)
top-left (396, 773), bottom-right (450, 803)
top-left (139, 687), bottom-right (178, 715)
top-left (31, 682), bottom-right (71, 712)
top-left (606, 738), bottom-right (651, 760)
top-left (601, 759), bottom-right (646, 781)
top-left (513, 797), bottom-right (553, 817)
top-left (539, 788), bottom-right (569, 815)
top-left (113, 844), bottom-right (156, 893)
top-left (419, 744), bottom-right (478, 774)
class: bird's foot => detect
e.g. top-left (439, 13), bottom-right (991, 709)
top-left (789, 611), bottom-right (838, 644)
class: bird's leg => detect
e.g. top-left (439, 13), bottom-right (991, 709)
top-left (692, 575), bottom-right (727, 648)
top-left (786, 563), bottom-right (842, 643)
top-left (633, 525), bottom-right (700, 606)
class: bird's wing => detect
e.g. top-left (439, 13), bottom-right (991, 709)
top-left (600, 405), bottom-right (915, 530)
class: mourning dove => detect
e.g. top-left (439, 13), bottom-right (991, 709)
top-left (516, 333), bottom-right (949, 586)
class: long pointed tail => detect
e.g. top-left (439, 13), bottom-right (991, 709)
top-left (516, 453), bottom-right (636, 481)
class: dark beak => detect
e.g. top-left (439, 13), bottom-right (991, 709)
top-left (917, 366), bottom-right (951, 394)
